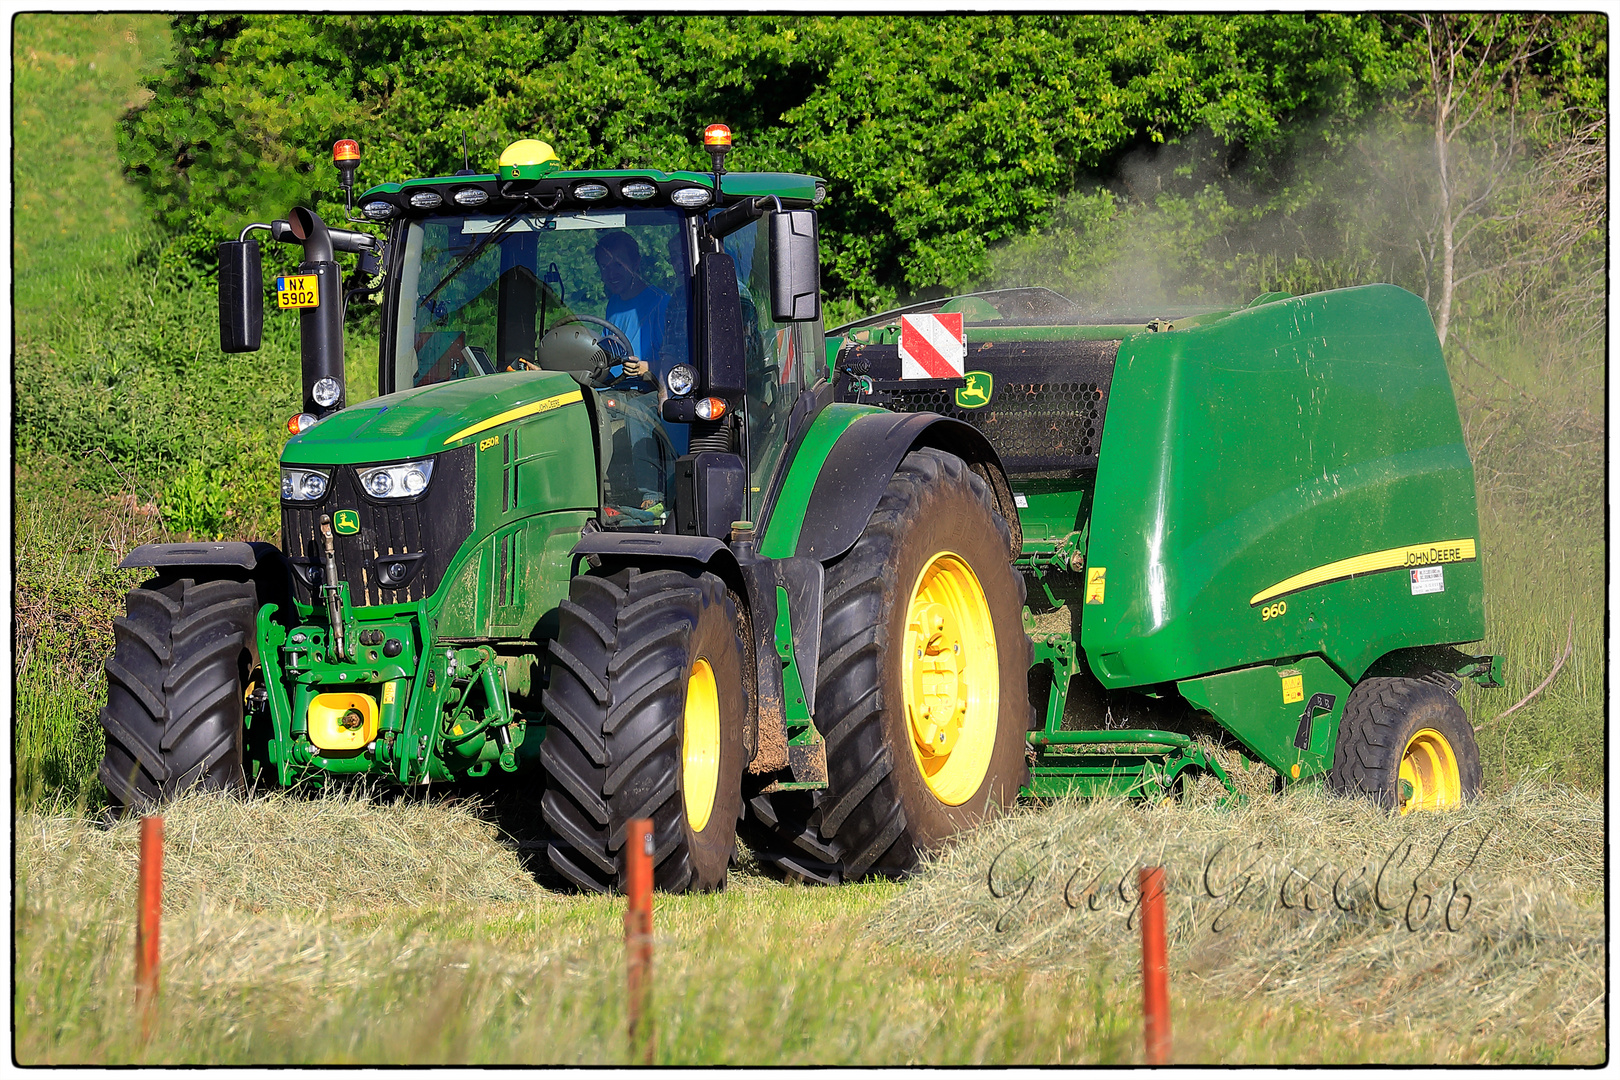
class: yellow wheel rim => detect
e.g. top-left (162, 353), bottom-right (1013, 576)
top-left (1398, 727), bottom-right (1462, 814)
top-left (682, 658), bottom-right (721, 832)
top-left (901, 552), bottom-right (999, 805)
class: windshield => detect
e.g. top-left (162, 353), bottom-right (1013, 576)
top-left (392, 208), bottom-right (692, 389)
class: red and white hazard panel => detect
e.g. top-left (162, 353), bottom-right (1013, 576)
top-left (899, 313), bottom-right (965, 380)
top-left (773, 326), bottom-right (798, 385)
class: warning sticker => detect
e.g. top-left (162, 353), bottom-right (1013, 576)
top-left (1410, 565), bottom-right (1445, 595)
top-left (898, 313), bottom-right (966, 379)
top-left (382, 681), bottom-right (397, 705)
top-left (1280, 672), bottom-right (1304, 704)
top-left (1085, 567), bottom-right (1106, 604)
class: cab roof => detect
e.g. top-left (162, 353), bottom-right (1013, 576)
top-left (356, 169), bottom-right (823, 222)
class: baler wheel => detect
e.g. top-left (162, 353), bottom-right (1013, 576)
top-left (748, 448), bottom-right (1031, 881)
top-left (98, 576), bottom-right (258, 813)
top-left (1326, 677), bottom-right (1481, 813)
top-left (539, 567), bottom-right (746, 893)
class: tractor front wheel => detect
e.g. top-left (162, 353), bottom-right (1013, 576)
top-left (1326, 676), bottom-right (1482, 813)
top-left (540, 567), bottom-right (747, 893)
top-left (99, 575), bottom-right (259, 813)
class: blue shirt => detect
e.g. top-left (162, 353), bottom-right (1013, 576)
top-left (604, 284), bottom-right (687, 454)
top-left (604, 286), bottom-right (670, 386)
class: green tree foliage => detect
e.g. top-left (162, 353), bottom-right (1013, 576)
top-left (989, 14), bottom-right (1604, 337)
top-left (120, 14), bottom-right (1397, 309)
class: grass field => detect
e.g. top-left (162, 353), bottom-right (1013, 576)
top-left (11, 13), bottom-right (1605, 1065)
top-left (15, 786), bottom-right (1603, 1064)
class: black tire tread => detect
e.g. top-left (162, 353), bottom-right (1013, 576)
top-left (99, 576), bottom-right (257, 812)
top-left (1327, 676), bottom-right (1483, 810)
top-left (540, 566), bottom-right (744, 894)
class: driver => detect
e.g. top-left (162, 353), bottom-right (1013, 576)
top-left (595, 233), bottom-right (669, 392)
top-left (595, 232), bottom-right (672, 512)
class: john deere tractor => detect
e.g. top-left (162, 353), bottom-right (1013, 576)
top-left (100, 127), bottom-right (1500, 892)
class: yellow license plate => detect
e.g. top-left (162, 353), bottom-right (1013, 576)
top-left (276, 274), bottom-right (320, 309)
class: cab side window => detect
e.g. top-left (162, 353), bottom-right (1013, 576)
top-left (721, 220), bottom-right (804, 518)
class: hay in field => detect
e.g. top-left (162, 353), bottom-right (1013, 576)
top-left (871, 782), bottom-right (1604, 1051)
top-left (16, 787), bottom-right (544, 916)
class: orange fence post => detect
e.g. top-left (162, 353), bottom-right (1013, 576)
top-left (1139, 865), bottom-right (1170, 1064)
top-left (135, 815), bottom-right (164, 1038)
top-left (624, 818), bottom-right (654, 1065)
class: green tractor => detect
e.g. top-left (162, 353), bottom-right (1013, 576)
top-left (100, 127), bottom-right (1501, 892)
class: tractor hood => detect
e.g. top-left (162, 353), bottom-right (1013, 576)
top-left (281, 371), bottom-right (587, 466)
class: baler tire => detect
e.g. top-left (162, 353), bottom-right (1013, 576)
top-left (98, 575), bottom-right (259, 814)
top-left (749, 447), bottom-right (1032, 881)
top-left (540, 566), bottom-right (746, 894)
top-left (1327, 676), bottom-right (1482, 813)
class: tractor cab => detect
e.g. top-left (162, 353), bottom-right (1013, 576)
top-left (391, 203), bottom-right (695, 522)
top-left (355, 135), bottom-right (827, 532)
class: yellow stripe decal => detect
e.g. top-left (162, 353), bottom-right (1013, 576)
top-left (1250, 538), bottom-right (1477, 607)
top-left (442, 390), bottom-right (583, 445)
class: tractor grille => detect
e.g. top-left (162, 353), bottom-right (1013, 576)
top-left (837, 339), bottom-right (1119, 477)
top-left (281, 445), bottom-right (475, 607)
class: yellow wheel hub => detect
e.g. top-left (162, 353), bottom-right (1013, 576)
top-left (1398, 727), bottom-right (1462, 814)
top-left (902, 553), bottom-right (998, 805)
top-left (682, 657), bottom-right (721, 832)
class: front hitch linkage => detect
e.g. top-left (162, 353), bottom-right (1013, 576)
top-left (319, 514), bottom-right (351, 662)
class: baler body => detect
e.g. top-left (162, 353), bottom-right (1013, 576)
top-left (830, 283), bottom-right (1488, 787)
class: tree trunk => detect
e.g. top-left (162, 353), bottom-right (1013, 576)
top-left (1435, 118), bottom-right (1455, 347)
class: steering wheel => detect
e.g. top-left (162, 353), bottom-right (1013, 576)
top-left (548, 315), bottom-right (641, 387)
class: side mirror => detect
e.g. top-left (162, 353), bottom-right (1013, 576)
top-left (218, 239), bottom-right (263, 353)
top-left (698, 249), bottom-right (746, 398)
top-left (768, 210), bottom-right (820, 322)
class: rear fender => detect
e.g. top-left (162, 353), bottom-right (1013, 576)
top-left (761, 409), bottom-right (1020, 564)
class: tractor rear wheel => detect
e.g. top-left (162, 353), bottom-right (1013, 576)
top-left (99, 575), bottom-right (259, 813)
top-left (540, 567), bottom-right (747, 893)
top-left (748, 448), bottom-right (1032, 881)
top-left (1326, 676), bottom-right (1482, 813)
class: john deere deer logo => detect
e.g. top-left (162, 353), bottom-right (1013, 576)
top-left (955, 370), bottom-right (993, 409)
top-left (333, 510), bottom-right (361, 535)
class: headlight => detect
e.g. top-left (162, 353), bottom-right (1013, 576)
top-left (357, 459), bottom-right (434, 499)
top-left (361, 200), bottom-right (397, 221)
top-left (312, 377), bottom-right (343, 408)
top-left (408, 190), bottom-right (443, 209)
top-left (671, 187), bottom-right (713, 208)
top-left (453, 187), bottom-right (489, 207)
top-left (665, 363), bottom-right (697, 397)
top-left (621, 181), bottom-right (657, 200)
top-left (573, 183), bottom-right (609, 201)
top-left (282, 467), bottom-right (330, 501)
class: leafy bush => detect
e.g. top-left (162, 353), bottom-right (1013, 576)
top-left (161, 460), bottom-right (232, 538)
top-left (121, 14), bottom-right (1402, 310)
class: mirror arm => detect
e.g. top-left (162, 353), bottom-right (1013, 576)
top-left (702, 195), bottom-right (783, 242)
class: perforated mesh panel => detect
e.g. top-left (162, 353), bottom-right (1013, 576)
top-left (837, 339), bottom-right (1119, 477)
